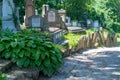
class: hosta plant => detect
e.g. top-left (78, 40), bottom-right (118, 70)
top-left (0, 30), bottom-right (62, 76)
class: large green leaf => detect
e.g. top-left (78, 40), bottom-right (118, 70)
top-left (0, 44), bottom-right (5, 52)
top-left (32, 52), bottom-right (40, 60)
top-left (17, 58), bottom-right (26, 67)
top-left (1, 37), bottom-right (10, 41)
top-left (18, 50), bottom-right (24, 57)
top-left (11, 42), bottom-right (17, 48)
top-left (43, 58), bottom-right (50, 67)
top-left (41, 53), bottom-right (46, 60)
top-left (35, 59), bottom-right (41, 67)
top-left (13, 46), bottom-right (21, 53)
top-left (24, 59), bottom-right (30, 67)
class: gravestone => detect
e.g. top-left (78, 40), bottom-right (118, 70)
top-left (58, 9), bottom-right (66, 22)
top-left (35, 9), bottom-right (38, 15)
top-left (0, 3), bottom-right (2, 17)
top-left (72, 21), bottom-right (77, 27)
top-left (28, 15), bottom-right (43, 29)
top-left (93, 20), bottom-right (100, 31)
top-left (25, 0), bottom-right (35, 26)
top-left (44, 9), bottom-right (68, 30)
top-left (44, 9), bottom-right (67, 43)
top-left (42, 4), bottom-right (49, 17)
top-left (2, 0), bottom-right (16, 31)
top-left (66, 16), bottom-right (71, 27)
top-left (44, 9), bottom-right (59, 28)
top-left (48, 10), bottom-right (56, 22)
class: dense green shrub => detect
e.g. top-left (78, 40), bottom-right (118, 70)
top-left (111, 22), bottom-right (120, 33)
top-left (64, 32), bottom-right (82, 47)
top-left (0, 30), bottom-right (62, 76)
top-left (0, 72), bottom-right (6, 80)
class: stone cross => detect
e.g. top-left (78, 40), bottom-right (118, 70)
top-left (25, 0), bottom-right (35, 26)
top-left (2, 0), bottom-right (16, 31)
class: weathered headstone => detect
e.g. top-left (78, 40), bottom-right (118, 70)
top-left (72, 21), bottom-right (77, 27)
top-left (2, 0), bottom-right (16, 31)
top-left (25, 0), bottom-right (35, 26)
top-left (66, 16), bottom-right (71, 27)
top-left (0, 3), bottom-right (2, 17)
top-left (93, 20), bottom-right (100, 31)
top-left (58, 9), bottom-right (66, 22)
top-left (42, 4), bottom-right (49, 17)
top-left (44, 9), bottom-right (68, 30)
top-left (28, 15), bottom-right (43, 29)
top-left (35, 9), bottom-right (38, 15)
top-left (44, 9), bottom-right (59, 28)
top-left (48, 10), bottom-right (56, 22)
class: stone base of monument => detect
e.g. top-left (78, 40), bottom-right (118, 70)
top-left (67, 27), bottom-right (85, 34)
top-left (2, 20), bottom-right (17, 32)
top-left (6, 67), bottom-right (39, 80)
top-left (49, 27), bottom-right (63, 44)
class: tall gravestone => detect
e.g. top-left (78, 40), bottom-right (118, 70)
top-left (2, 0), bottom-right (16, 31)
top-left (42, 4), bottom-right (49, 17)
top-left (58, 9), bottom-right (66, 23)
top-left (25, 0), bottom-right (35, 26)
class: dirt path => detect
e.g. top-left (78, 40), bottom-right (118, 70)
top-left (48, 47), bottom-right (120, 80)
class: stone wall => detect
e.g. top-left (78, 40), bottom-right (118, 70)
top-left (75, 31), bottom-right (117, 51)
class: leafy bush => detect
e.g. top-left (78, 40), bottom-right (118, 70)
top-left (64, 32), bottom-right (82, 47)
top-left (111, 22), bottom-right (120, 33)
top-left (0, 72), bottom-right (6, 80)
top-left (21, 29), bottom-right (52, 38)
top-left (0, 30), bottom-right (62, 76)
top-left (86, 29), bottom-right (94, 34)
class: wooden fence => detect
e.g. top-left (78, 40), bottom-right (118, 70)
top-left (63, 31), bottom-right (117, 56)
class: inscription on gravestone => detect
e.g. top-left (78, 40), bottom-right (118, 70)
top-left (32, 18), bottom-right (41, 27)
top-left (28, 15), bottom-right (43, 28)
top-left (48, 11), bottom-right (56, 22)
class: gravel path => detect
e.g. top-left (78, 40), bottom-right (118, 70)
top-left (48, 47), bottom-right (120, 80)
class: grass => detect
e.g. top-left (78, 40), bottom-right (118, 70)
top-left (117, 38), bottom-right (120, 45)
top-left (64, 32), bottom-right (83, 47)
top-left (116, 33), bottom-right (120, 45)
top-left (86, 28), bottom-right (94, 34)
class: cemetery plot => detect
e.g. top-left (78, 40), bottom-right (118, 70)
top-left (28, 15), bottom-right (43, 28)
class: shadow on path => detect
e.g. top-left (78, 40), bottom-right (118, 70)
top-left (43, 47), bottom-right (120, 80)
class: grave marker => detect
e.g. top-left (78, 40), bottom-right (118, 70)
top-left (28, 15), bottom-right (43, 28)
top-left (93, 20), bottom-right (100, 31)
top-left (58, 9), bottom-right (66, 22)
top-left (48, 11), bottom-right (56, 22)
top-left (42, 4), bottom-right (49, 17)
top-left (2, 0), bottom-right (17, 31)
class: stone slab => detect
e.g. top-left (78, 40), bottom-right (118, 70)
top-left (0, 60), bottom-right (12, 72)
top-left (7, 67), bottom-right (39, 80)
